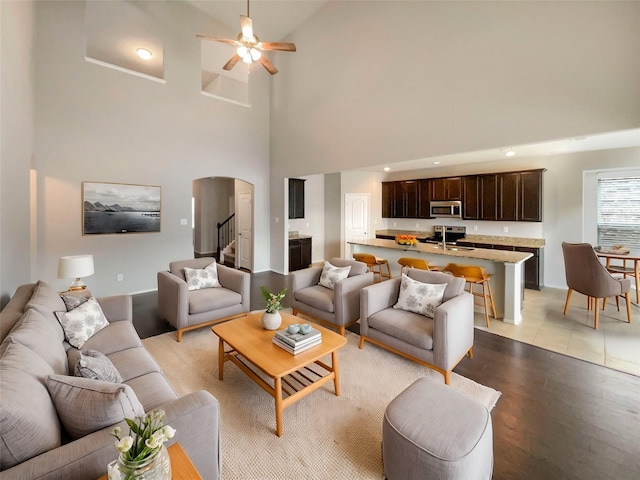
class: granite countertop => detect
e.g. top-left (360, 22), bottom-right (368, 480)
top-left (375, 230), bottom-right (545, 248)
top-left (288, 231), bottom-right (312, 240)
top-left (350, 238), bottom-right (533, 264)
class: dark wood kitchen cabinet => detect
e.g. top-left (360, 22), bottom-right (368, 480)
top-left (463, 175), bottom-right (497, 220)
top-left (431, 177), bottom-right (462, 201)
top-left (462, 176), bottom-right (479, 219)
top-left (519, 170), bottom-right (543, 222)
top-left (498, 172), bottom-right (519, 221)
top-left (479, 174), bottom-right (498, 221)
top-left (382, 180), bottom-right (418, 218)
top-left (417, 179), bottom-right (432, 218)
top-left (289, 237), bottom-right (312, 272)
top-left (288, 178), bottom-right (306, 219)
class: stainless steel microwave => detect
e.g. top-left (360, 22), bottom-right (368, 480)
top-left (430, 200), bottom-right (462, 218)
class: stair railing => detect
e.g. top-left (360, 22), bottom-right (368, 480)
top-left (216, 213), bottom-right (235, 262)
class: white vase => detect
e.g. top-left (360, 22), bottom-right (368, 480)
top-left (262, 311), bottom-right (282, 330)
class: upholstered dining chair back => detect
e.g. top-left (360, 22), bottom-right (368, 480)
top-left (561, 242), bottom-right (631, 329)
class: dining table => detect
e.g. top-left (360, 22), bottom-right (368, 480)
top-left (596, 248), bottom-right (640, 304)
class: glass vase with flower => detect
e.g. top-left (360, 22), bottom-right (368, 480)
top-left (107, 410), bottom-right (175, 480)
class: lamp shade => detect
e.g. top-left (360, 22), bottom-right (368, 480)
top-left (58, 255), bottom-right (94, 280)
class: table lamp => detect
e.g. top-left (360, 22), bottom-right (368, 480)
top-left (57, 255), bottom-right (94, 291)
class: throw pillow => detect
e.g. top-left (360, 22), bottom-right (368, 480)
top-left (75, 349), bottom-right (122, 383)
top-left (45, 375), bottom-right (144, 439)
top-left (54, 297), bottom-right (109, 349)
top-left (60, 294), bottom-right (88, 312)
top-left (318, 261), bottom-right (351, 290)
top-left (393, 274), bottom-right (447, 318)
top-left (184, 261), bottom-right (221, 290)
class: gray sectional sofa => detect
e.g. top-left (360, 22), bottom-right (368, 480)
top-left (0, 281), bottom-right (220, 479)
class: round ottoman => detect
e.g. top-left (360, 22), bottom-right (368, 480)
top-left (383, 377), bottom-right (493, 480)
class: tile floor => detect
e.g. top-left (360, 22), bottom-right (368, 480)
top-left (474, 286), bottom-right (640, 376)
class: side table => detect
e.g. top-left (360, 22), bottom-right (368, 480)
top-left (97, 443), bottom-right (202, 480)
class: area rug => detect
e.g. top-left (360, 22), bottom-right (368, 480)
top-left (143, 328), bottom-right (501, 479)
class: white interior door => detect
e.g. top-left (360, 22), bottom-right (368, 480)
top-left (345, 193), bottom-right (370, 257)
top-left (238, 192), bottom-right (253, 270)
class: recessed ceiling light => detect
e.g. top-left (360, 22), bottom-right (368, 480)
top-left (383, 167), bottom-right (390, 172)
top-left (505, 150), bottom-right (515, 157)
top-left (136, 48), bottom-right (153, 60)
top-left (433, 161), bottom-right (441, 165)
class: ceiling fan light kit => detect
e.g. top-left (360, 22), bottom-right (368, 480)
top-left (197, 0), bottom-right (296, 75)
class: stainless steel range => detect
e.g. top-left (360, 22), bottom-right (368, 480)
top-left (421, 226), bottom-right (466, 245)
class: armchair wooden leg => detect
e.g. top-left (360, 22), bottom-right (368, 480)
top-left (593, 298), bottom-right (600, 329)
top-left (564, 289), bottom-right (573, 315)
top-left (338, 326), bottom-right (345, 336)
top-left (625, 292), bottom-right (632, 323)
top-left (177, 329), bottom-right (183, 342)
top-left (359, 336), bottom-right (365, 349)
top-left (616, 295), bottom-right (620, 311)
top-left (468, 347), bottom-right (473, 359)
top-left (443, 370), bottom-right (451, 385)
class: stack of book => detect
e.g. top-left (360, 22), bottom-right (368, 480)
top-left (272, 327), bottom-right (322, 354)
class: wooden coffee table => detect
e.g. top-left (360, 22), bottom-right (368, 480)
top-left (212, 311), bottom-right (347, 436)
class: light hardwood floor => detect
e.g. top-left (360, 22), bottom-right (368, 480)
top-left (475, 286), bottom-right (640, 375)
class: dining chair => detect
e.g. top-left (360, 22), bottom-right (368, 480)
top-left (561, 242), bottom-right (631, 329)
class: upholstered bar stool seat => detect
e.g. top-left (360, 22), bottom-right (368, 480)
top-left (353, 253), bottom-right (391, 282)
top-left (383, 377), bottom-right (493, 480)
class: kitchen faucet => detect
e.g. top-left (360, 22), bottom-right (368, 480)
top-left (440, 226), bottom-right (446, 249)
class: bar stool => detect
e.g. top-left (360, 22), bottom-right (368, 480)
top-left (397, 257), bottom-right (429, 275)
top-left (353, 253), bottom-right (392, 282)
top-left (444, 263), bottom-right (497, 327)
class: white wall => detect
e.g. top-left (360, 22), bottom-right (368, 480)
top-left (269, 0), bottom-right (640, 273)
top-left (30, 1), bottom-right (271, 295)
top-left (0, 0), bottom-right (35, 305)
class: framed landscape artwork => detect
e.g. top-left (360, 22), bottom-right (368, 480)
top-left (82, 182), bottom-right (161, 235)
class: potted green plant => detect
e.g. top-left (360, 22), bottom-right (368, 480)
top-left (260, 286), bottom-right (287, 330)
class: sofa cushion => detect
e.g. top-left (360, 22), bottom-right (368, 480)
top-left (188, 287), bottom-right (242, 315)
top-left (394, 274), bottom-right (446, 318)
top-left (75, 350), bottom-right (122, 383)
top-left (0, 341), bottom-right (62, 469)
top-left (184, 261), bottom-right (221, 290)
top-left (107, 347), bottom-right (162, 382)
top-left (368, 308), bottom-right (435, 350)
top-left (55, 297), bottom-right (109, 349)
top-left (295, 285), bottom-right (335, 313)
top-left (76, 320), bottom-right (142, 356)
top-left (319, 261), bottom-right (351, 290)
top-left (25, 280), bottom-right (66, 342)
top-left (45, 375), bottom-right (145, 439)
top-left (125, 372), bottom-right (179, 412)
top-left (0, 283), bottom-right (36, 342)
top-left (6, 308), bottom-right (69, 375)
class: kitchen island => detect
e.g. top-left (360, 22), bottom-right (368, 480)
top-left (348, 238), bottom-right (532, 325)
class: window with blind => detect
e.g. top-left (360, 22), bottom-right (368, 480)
top-left (597, 176), bottom-right (640, 249)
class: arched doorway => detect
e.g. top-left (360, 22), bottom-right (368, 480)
top-left (192, 177), bottom-right (254, 271)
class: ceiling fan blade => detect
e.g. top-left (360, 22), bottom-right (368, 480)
top-left (259, 55), bottom-right (278, 75)
top-left (240, 15), bottom-right (254, 40)
top-left (196, 34), bottom-right (239, 47)
top-left (260, 42), bottom-right (297, 52)
top-left (223, 54), bottom-right (242, 71)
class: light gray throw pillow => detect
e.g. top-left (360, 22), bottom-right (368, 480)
top-left (184, 261), bottom-right (221, 290)
top-left (393, 274), bottom-right (447, 318)
top-left (54, 297), bottom-right (109, 349)
top-left (45, 374), bottom-right (144, 439)
top-left (75, 349), bottom-right (122, 383)
top-left (318, 261), bottom-right (351, 290)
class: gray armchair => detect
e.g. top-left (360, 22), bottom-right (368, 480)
top-left (157, 258), bottom-right (250, 341)
top-left (359, 270), bottom-right (474, 385)
top-left (289, 258), bottom-right (374, 335)
top-left (562, 242), bottom-right (631, 329)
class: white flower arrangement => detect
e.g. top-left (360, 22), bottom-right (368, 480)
top-left (111, 410), bottom-right (175, 463)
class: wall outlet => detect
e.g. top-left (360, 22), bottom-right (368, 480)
top-left (117, 274), bottom-right (124, 282)
top-left (473, 225), bottom-right (478, 232)
top-left (180, 218), bottom-right (187, 226)
top-left (415, 222), bottom-right (420, 229)
top-left (393, 222), bottom-right (397, 227)
top-left (306, 222), bottom-right (310, 228)
top-left (503, 226), bottom-right (509, 233)
top-left (275, 217), bottom-right (279, 223)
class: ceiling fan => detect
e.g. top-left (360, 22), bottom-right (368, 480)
top-left (196, 0), bottom-right (296, 75)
